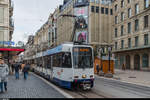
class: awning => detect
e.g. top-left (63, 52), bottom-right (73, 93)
top-left (0, 47), bottom-right (25, 56)
top-left (0, 48), bottom-right (24, 52)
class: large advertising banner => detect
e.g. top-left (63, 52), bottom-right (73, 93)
top-left (74, 6), bottom-right (88, 43)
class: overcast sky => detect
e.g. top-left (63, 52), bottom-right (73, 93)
top-left (12, 0), bottom-right (63, 44)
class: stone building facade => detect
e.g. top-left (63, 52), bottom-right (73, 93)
top-left (113, 0), bottom-right (150, 70)
top-left (24, 0), bottom-right (114, 61)
top-left (0, 0), bottom-right (14, 59)
top-left (0, 0), bottom-right (14, 45)
top-left (57, 0), bottom-right (114, 56)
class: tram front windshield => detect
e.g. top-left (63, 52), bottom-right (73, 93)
top-left (73, 47), bottom-right (93, 69)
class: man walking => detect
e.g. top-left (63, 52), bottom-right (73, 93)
top-left (23, 63), bottom-right (30, 80)
top-left (96, 64), bottom-right (100, 75)
top-left (0, 58), bottom-right (9, 93)
top-left (14, 62), bottom-right (20, 79)
top-left (122, 64), bottom-right (126, 71)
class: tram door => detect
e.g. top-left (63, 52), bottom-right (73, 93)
top-left (50, 56), bottom-right (53, 79)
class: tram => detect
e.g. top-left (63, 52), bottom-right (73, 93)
top-left (29, 42), bottom-right (94, 90)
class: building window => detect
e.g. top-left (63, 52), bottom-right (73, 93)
top-left (115, 28), bottom-right (118, 37)
top-left (115, 16), bottom-right (118, 24)
top-left (121, 0), bottom-right (124, 8)
top-left (121, 12), bottom-right (125, 21)
top-left (135, 19), bottom-right (139, 31)
top-left (121, 25), bottom-right (124, 36)
top-left (144, 0), bottom-right (149, 9)
top-left (105, 8), bottom-right (108, 14)
top-left (121, 40), bottom-right (124, 49)
top-left (135, 36), bottom-right (139, 47)
top-left (90, 0), bottom-right (95, 3)
top-left (91, 6), bottom-right (95, 12)
top-left (101, 7), bottom-right (104, 14)
top-left (144, 34), bottom-right (148, 45)
top-left (142, 54), bottom-right (149, 68)
top-left (135, 4), bottom-right (139, 15)
top-left (115, 4), bottom-right (118, 12)
top-left (110, 9), bottom-right (113, 15)
top-left (115, 42), bottom-right (118, 50)
top-left (128, 38), bottom-right (131, 48)
top-left (0, 30), bottom-right (4, 41)
top-left (144, 15), bottom-right (149, 28)
top-left (0, 7), bottom-right (4, 23)
top-left (128, 0), bottom-right (131, 3)
top-left (96, 0), bottom-right (99, 4)
top-left (128, 22), bottom-right (131, 33)
top-left (55, 28), bottom-right (57, 40)
top-left (96, 6), bottom-right (99, 13)
top-left (128, 8), bottom-right (131, 18)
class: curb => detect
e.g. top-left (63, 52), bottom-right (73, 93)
top-left (31, 72), bottom-right (74, 98)
top-left (95, 74), bottom-right (150, 88)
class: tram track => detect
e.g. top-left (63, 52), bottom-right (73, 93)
top-left (76, 90), bottom-right (106, 98)
top-left (33, 72), bottom-right (107, 98)
top-left (62, 88), bottom-right (107, 98)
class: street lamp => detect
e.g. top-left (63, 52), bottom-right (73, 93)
top-left (104, 46), bottom-right (113, 78)
top-left (99, 48), bottom-right (105, 76)
top-left (108, 47), bottom-right (111, 72)
top-left (100, 48), bottom-right (103, 71)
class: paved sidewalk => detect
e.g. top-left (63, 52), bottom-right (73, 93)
top-left (0, 73), bottom-right (65, 98)
top-left (112, 69), bottom-right (150, 87)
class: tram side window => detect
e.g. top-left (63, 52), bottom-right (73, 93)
top-left (58, 53), bottom-right (62, 67)
top-left (47, 55), bottom-right (51, 69)
top-left (52, 53), bottom-right (63, 67)
top-left (51, 52), bottom-right (71, 68)
top-left (52, 55), bottom-right (57, 67)
top-left (37, 58), bottom-right (41, 67)
top-left (39, 57), bottom-right (43, 67)
top-left (44, 56), bottom-right (47, 68)
top-left (62, 53), bottom-right (72, 68)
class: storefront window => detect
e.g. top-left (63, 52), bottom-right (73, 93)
top-left (142, 54), bottom-right (149, 68)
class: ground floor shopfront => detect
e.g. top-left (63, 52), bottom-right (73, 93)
top-left (0, 47), bottom-right (24, 66)
top-left (114, 48), bottom-right (150, 71)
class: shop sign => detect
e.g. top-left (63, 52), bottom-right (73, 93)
top-left (0, 41), bottom-right (15, 46)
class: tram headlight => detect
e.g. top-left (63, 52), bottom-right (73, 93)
top-left (74, 76), bottom-right (79, 79)
top-left (82, 75), bottom-right (86, 78)
top-left (90, 75), bottom-right (94, 78)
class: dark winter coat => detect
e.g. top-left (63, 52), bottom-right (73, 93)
top-left (23, 65), bottom-right (30, 73)
top-left (14, 63), bottom-right (21, 72)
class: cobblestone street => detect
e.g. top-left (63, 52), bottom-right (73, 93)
top-left (0, 73), bottom-right (65, 98)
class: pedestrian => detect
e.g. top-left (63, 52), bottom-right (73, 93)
top-left (22, 63), bottom-right (30, 80)
top-left (122, 64), bottom-right (126, 71)
top-left (96, 64), bottom-right (100, 75)
top-left (11, 61), bottom-right (15, 75)
top-left (14, 62), bottom-right (20, 79)
top-left (21, 62), bottom-right (25, 72)
top-left (0, 58), bottom-right (9, 93)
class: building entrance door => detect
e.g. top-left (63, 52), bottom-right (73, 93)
top-left (126, 55), bottom-right (130, 69)
top-left (134, 54), bottom-right (140, 70)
